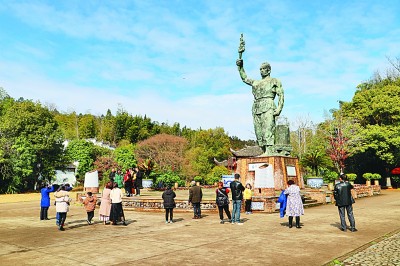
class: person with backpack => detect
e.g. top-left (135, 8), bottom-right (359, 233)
top-left (215, 181), bottom-right (231, 224)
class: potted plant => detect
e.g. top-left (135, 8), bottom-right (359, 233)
top-left (323, 170), bottom-right (338, 190)
top-left (372, 173), bottom-right (382, 186)
top-left (347, 173), bottom-right (357, 185)
top-left (362, 173), bottom-right (373, 186)
top-left (194, 176), bottom-right (203, 186)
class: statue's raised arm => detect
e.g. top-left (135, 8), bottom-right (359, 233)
top-left (236, 34), bottom-right (253, 86)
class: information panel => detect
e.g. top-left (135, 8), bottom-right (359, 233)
top-left (250, 163), bottom-right (274, 188)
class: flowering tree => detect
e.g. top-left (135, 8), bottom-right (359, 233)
top-left (327, 127), bottom-right (349, 174)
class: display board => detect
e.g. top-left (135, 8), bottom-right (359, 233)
top-left (250, 163), bottom-right (274, 188)
top-left (84, 170), bottom-right (99, 188)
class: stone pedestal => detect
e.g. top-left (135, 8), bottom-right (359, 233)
top-left (235, 156), bottom-right (301, 196)
top-left (386, 177), bottom-right (392, 188)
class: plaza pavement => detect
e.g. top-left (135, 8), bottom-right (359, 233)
top-left (0, 190), bottom-right (399, 266)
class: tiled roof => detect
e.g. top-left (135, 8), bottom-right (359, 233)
top-left (230, 145), bottom-right (263, 157)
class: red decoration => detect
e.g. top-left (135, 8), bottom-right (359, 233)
top-left (391, 167), bottom-right (400, 175)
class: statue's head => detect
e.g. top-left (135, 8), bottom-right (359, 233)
top-left (260, 62), bottom-right (271, 78)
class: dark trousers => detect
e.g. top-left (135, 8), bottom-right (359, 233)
top-left (245, 199), bottom-right (252, 212)
top-left (59, 212), bottom-right (67, 227)
top-left (40, 207), bottom-right (49, 220)
top-left (135, 186), bottom-right (140, 195)
top-left (338, 205), bottom-right (355, 230)
top-left (218, 205), bottom-right (231, 220)
top-left (125, 184), bottom-right (132, 196)
top-left (165, 208), bottom-right (173, 221)
top-left (87, 211), bottom-right (94, 222)
top-left (193, 202), bottom-right (201, 217)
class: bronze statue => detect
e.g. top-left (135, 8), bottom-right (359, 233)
top-left (236, 34), bottom-right (284, 155)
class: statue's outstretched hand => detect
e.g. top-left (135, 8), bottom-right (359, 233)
top-left (236, 59), bottom-right (243, 67)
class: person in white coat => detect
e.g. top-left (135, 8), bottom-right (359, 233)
top-left (54, 186), bottom-right (72, 231)
top-left (109, 182), bottom-right (127, 225)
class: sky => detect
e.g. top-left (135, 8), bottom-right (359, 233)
top-left (1, 1), bottom-right (399, 140)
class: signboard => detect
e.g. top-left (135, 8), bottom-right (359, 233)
top-left (286, 165), bottom-right (296, 176)
top-left (222, 175), bottom-right (234, 188)
top-left (251, 201), bottom-right (264, 211)
top-left (84, 170), bottom-right (99, 188)
top-left (250, 163), bottom-right (274, 188)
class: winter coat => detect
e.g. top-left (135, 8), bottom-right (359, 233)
top-left (134, 170), bottom-right (143, 188)
top-left (284, 185), bottom-right (304, 217)
top-left (83, 195), bottom-right (97, 212)
top-left (99, 188), bottom-right (112, 217)
top-left (189, 185), bottom-right (203, 204)
top-left (277, 190), bottom-right (287, 218)
top-left (230, 181), bottom-right (245, 201)
top-left (114, 174), bottom-right (124, 188)
top-left (54, 190), bottom-right (71, 213)
top-left (162, 189), bottom-right (176, 209)
top-left (40, 185), bottom-right (55, 207)
top-left (334, 181), bottom-right (355, 207)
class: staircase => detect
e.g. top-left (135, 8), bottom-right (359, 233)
top-left (301, 195), bottom-right (324, 208)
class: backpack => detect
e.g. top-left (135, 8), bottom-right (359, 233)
top-left (216, 189), bottom-right (230, 206)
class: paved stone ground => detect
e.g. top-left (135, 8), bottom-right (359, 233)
top-left (337, 230), bottom-right (400, 266)
top-left (0, 190), bottom-right (399, 266)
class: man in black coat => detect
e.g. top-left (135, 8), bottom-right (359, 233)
top-left (230, 173), bottom-right (245, 225)
top-left (334, 174), bottom-right (357, 232)
top-left (134, 167), bottom-right (143, 196)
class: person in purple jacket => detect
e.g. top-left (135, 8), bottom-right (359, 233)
top-left (40, 184), bottom-right (55, 220)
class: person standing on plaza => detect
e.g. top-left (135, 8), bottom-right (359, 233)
top-left (244, 183), bottom-right (253, 214)
top-left (40, 183), bottom-right (55, 220)
top-left (109, 168), bottom-right (116, 183)
top-left (189, 181), bottom-right (203, 219)
top-left (216, 181), bottom-right (231, 224)
top-left (54, 185), bottom-right (72, 231)
top-left (123, 169), bottom-right (133, 197)
top-left (284, 180), bottom-right (304, 229)
top-left (110, 182), bottom-right (127, 226)
top-left (114, 170), bottom-right (124, 189)
top-left (162, 185), bottom-right (176, 224)
top-left (80, 191), bottom-right (97, 224)
top-left (99, 181), bottom-right (112, 225)
top-left (230, 173), bottom-right (245, 225)
top-left (134, 167), bottom-right (143, 196)
top-left (334, 174), bottom-right (357, 232)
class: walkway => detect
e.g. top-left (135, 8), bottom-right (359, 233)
top-left (0, 190), bottom-right (399, 265)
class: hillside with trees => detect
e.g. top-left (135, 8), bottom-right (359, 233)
top-left (0, 88), bottom-right (253, 193)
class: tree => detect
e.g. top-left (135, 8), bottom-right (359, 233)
top-left (0, 99), bottom-right (65, 191)
top-left (78, 114), bottom-right (97, 139)
top-left (65, 139), bottom-right (96, 181)
top-left (135, 134), bottom-right (188, 173)
top-left (114, 144), bottom-right (137, 171)
top-left (340, 76), bottom-right (400, 176)
top-left (184, 128), bottom-right (231, 179)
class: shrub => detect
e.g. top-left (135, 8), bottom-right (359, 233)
top-left (194, 176), bottom-right (203, 184)
top-left (347, 173), bottom-right (357, 181)
top-left (205, 165), bottom-right (229, 185)
top-left (322, 169), bottom-right (338, 183)
top-left (362, 173), bottom-right (373, 181)
top-left (372, 173), bottom-right (382, 180)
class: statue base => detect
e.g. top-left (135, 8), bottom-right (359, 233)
top-left (235, 155), bottom-right (302, 197)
